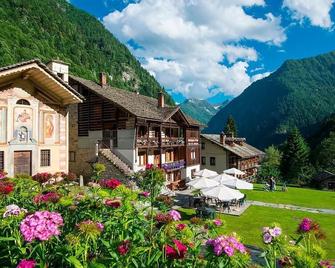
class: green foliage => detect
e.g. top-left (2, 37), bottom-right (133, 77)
top-left (205, 51), bottom-right (335, 148)
top-left (258, 146), bottom-right (282, 181)
top-left (313, 131), bottom-right (335, 173)
top-left (91, 163), bottom-right (106, 181)
top-left (180, 99), bottom-right (218, 124)
top-left (137, 167), bottom-right (166, 199)
top-left (224, 115), bottom-right (238, 136)
top-left (280, 128), bottom-right (313, 184)
top-left (0, 0), bottom-right (174, 105)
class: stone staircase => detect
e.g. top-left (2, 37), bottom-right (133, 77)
top-left (99, 149), bottom-right (134, 176)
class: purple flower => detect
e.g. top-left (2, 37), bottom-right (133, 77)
top-left (20, 211), bottom-right (63, 242)
top-left (17, 259), bottom-right (36, 268)
top-left (263, 233), bottom-right (273, 244)
top-left (270, 227), bottom-right (282, 237)
top-left (299, 218), bottom-right (313, 233)
top-left (168, 210), bottom-right (181, 221)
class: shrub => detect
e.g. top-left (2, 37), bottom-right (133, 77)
top-left (32, 172), bottom-right (52, 183)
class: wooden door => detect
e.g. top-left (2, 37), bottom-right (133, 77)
top-left (14, 151), bottom-right (32, 176)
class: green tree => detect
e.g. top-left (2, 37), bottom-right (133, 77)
top-left (224, 115), bottom-right (238, 136)
top-left (258, 146), bottom-right (282, 181)
top-left (280, 127), bottom-right (312, 184)
top-left (313, 131), bottom-right (335, 173)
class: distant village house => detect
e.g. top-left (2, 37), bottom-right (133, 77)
top-left (200, 132), bottom-right (264, 177)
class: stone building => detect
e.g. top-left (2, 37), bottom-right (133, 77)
top-left (68, 74), bottom-right (201, 190)
top-left (200, 133), bottom-right (264, 177)
top-left (0, 59), bottom-right (83, 177)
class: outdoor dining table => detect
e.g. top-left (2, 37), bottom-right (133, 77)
top-left (196, 207), bottom-right (216, 219)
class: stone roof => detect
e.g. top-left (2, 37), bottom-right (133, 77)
top-left (312, 171), bottom-right (335, 182)
top-left (70, 75), bottom-right (201, 125)
top-left (201, 134), bottom-right (264, 159)
top-left (0, 59), bottom-right (84, 100)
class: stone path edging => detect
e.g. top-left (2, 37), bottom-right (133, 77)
top-left (247, 200), bottom-right (335, 215)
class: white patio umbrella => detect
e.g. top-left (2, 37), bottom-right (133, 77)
top-left (201, 185), bottom-right (244, 201)
top-left (193, 169), bottom-right (218, 178)
top-left (210, 173), bottom-right (253, 190)
top-left (224, 168), bottom-right (245, 177)
top-left (187, 177), bottom-right (219, 189)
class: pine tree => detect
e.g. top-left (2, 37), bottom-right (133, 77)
top-left (314, 131), bottom-right (335, 173)
top-left (224, 115), bottom-right (238, 136)
top-left (280, 127), bottom-right (312, 184)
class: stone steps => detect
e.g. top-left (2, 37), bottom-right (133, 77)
top-left (99, 149), bottom-right (134, 176)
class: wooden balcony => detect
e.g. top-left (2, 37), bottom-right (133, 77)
top-left (136, 136), bottom-right (159, 147)
top-left (161, 137), bottom-right (185, 146)
top-left (136, 136), bottom-right (185, 147)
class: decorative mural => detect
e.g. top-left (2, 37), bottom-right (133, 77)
top-left (44, 113), bottom-right (55, 139)
top-left (14, 107), bottom-right (33, 142)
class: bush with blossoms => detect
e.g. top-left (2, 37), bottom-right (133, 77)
top-left (0, 167), bottom-right (332, 268)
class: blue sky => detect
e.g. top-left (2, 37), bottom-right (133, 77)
top-left (70, 0), bottom-right (335, 104)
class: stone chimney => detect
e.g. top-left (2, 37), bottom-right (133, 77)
top-left (47, 59), bottom-right (69, 83)
top-left (99, 72), bottom-right (107, 88)
top-left (158, 91), bottom-right (165, 108)
top-left (220, 132), bottom-right (226, 144)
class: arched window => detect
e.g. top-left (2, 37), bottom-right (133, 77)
top-left (16, 99), bottom-right (30, 105)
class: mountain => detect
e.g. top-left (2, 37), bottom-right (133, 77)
top-left (205, 51), bottom-right (335, 148)
top-left (180, 99), bottom-right (218, 124)
top-left (0, 0), bottom-right (173, 105)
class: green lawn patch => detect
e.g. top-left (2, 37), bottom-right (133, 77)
top-left (179, 206), bottom-right (335, 258)
top-left (242, 184), bottom-right (335, 210)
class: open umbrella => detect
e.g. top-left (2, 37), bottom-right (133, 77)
top-left (224, 168), bottom-right (245, 177)
top-left (193, 169), bottom-right (218, 178)
top-left (201, 185), bottom-right (244, 201)
top-left (187, 177), bottom-right (219, 189)
top-left (210, 173), bottom-right (253, 190)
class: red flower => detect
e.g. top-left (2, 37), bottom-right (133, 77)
top-left (0, 181), bottom-right (14, 195)
top-left (165, 240), bottom-right (188, 259)
top-left (33, 192), bottom-right (60, 204)
top-left (104, 199), bottom-right (121, 208)
top-left (176, 223), bottom-right (187, 231)
top-left (100, 178), bottom-right (122, 189)
top-left (118, 240), bottom-right (130, 255)
top-left (145, 163), bottom-right (153, 170)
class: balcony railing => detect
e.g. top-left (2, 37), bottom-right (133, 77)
top-left (161, 137), bottom-right (185, 146)
top-left (161, 160), bottom-right (185, 171)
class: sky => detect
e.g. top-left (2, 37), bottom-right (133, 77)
top-left (70, 0), bottom-right (335, 104)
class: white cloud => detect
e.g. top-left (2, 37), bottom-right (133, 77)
top-left (251, 71), bottom-right (271, 82)
top-left (283, 0), bottom-right (335, 28)
top-left (103, 0), bottom-right (286, 98)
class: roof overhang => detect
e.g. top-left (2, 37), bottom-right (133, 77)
top-left (0, 59), bottom-right (83, 106)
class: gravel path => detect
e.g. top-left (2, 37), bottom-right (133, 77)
top-left (247, 200), bottom-right (335, 215)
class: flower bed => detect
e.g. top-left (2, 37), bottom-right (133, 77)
top-left (0, 167), bottom-right (333, 267)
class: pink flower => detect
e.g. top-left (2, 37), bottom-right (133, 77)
top-left (206, 235), bottom-right (246, 257)
top-left (145, 163), bottom-right (153, 170)
top-left (104, 199), bottom-right (121, 208)
top-left (176, 223), bottom-right (187, 231)
top-left (168, 210), bottom-right (181, 221)
top-left (17, 259), bottom-right (36, 268)
top-left (213, 219), bottom-right (222, 226)
top-left (33, 192), bottom-right (60, 204)
top-left (140, 191), bottom-right (150, 197)
top-left (3, 204), bottom-right (27, 218)
top-left (20, 211), bottom-right (63, 242)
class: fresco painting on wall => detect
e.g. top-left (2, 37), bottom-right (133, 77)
top-left (44, 113), bottom-right (55, 140)
top-left (14, 107), bottom-right (33, 142)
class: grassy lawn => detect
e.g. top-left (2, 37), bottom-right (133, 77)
top-left (241, 184), bottom-right (335, 210)
top-left (179, 206), bottom-right (335, 258)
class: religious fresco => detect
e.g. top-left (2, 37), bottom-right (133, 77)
top-left (44, 113), bottom-right (55, 140)
top-left (14, 107), bottom-right (33, 142)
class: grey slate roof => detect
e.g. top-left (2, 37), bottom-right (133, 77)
top-left (0, 59), bottom-right (84, 100)
top-left (201, 134), bottom-right (264, 159)
top-left (70, 75), bottom-right (201, 125)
